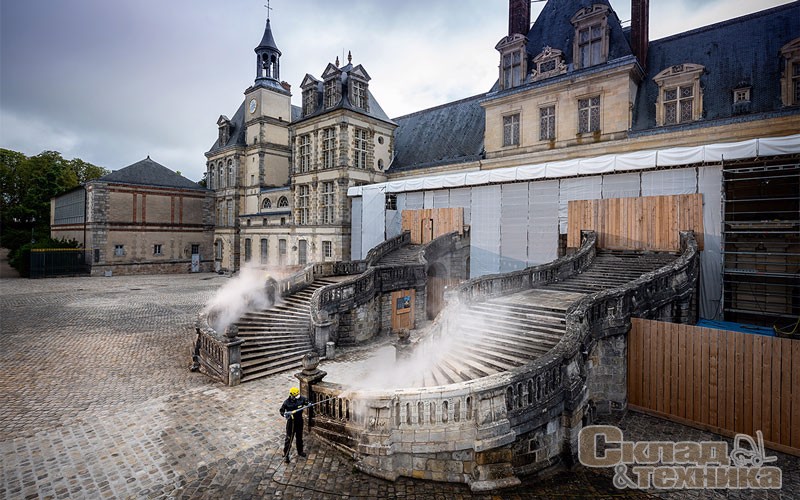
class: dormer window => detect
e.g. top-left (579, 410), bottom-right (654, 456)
top-left (495, 33), bottom-right (527, 90)
top-left (733, 87), bottom-right (751, 103)
top-left (571, 5), bottom-right (610, 69)
top-left (531, 46), bottom-right (567, 82)
top-left (351, 79), bottom-right (368, 111)
top-left (780, 38), bottom-right (800, 106)
top-left (324, 79), bottom-right (340, 108)
top-left (654, 64), bottom-right (705, 126)
top-left (732, 85), bottom-right (752, 116)
top-left (303, 89), bottom-right (316, 116)
top-left (217, 116), bottom-right (231, 146)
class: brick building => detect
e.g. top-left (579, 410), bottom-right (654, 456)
top-left (51, 157), bottom-right (214, 276)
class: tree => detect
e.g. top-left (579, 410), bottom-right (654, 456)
top-left (0, 148), bottom-right (108, 252)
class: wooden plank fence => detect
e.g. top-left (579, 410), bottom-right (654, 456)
top-left (401, 208), bottom-right (464, 244)
top-left (628, 318), bottom-right (800, 456)
top-left (567, 194), bottom-right (704, 251)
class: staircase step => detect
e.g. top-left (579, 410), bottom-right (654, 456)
top-left (241, 346), bottom-right (311, 369)
top-left (240, 355), bottom-right (307, 382)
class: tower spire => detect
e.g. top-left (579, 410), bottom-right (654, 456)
top-left (254, 11), bottom-right (282, 84)
top-left (264, 0), bottom-right (272, 21)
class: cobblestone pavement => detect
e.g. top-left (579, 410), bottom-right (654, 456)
top-left (1, 273), bottom-right (797, 499)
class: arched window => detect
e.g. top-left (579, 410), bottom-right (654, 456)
top-left (277, 196), bottom-right (289, 208)
top-left (262, 198), bottom-right (272, 210)
top-left (227, 160), bottom-right (235, 187)
top-left (217, 162), bottom-right (224, 188)
top-left (207, 165), bottom-right (214, 189)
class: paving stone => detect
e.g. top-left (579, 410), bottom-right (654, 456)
top-left (1, 273), bottom-right (797, 498)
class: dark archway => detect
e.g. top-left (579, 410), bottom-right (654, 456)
top-left (426, 263), bottom-right (448, 320)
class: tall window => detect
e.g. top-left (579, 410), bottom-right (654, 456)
top-left (298, 134), bottom-right (311, 172)
top-left (578, 24), bottom-right (603, 68)
top-left (503, 114), bottom-right (520, 147)
top-left (578, 96), bottom-right (600, 134)
top-left (540, 105), bottom-right (556, 141)
top-left (227, 160), bottom-right (235, 187)
top-left (322, 127), bottom-right (336, 169)
top-left (303, 89), bottom-right (316, 116)
top-left (217, 163), bottom-right (224, 188)
top-left (114, 244), bottom-right (124, 257)
top-left (354, 128), bottom-right (368, 169)
top-left (207, 166), bottom-right (214, 189)
top-left (153, 244), bottom-right (162, 256)
top-left (793, 62), bottom-right (800, 104)
top-left (780, 38), bottom-right (800, 106)
top-left (351, 80), bottom-right (368, 110)
top-left (297, 185), bottom-right (309, 225)
top-left (324, 79), bottom-right (339, 108)
top-left (502, 50), bottom-right (523, 89)
top-left (244, 238), bottom-right (252, 262)
top-left (227, 200), bottom-right (234, 226)
top-left (260, 238), bottom-right (268, 264)
top-left (322, 241), bottom-right (332, 260)
top-left (663, 85), bottom-right (694, 125)
top-left (571, 5), bottom-right (609, 69)
top-left (277, 196), bottom-right (289, 208)
top-left (279, 239), bottom-right (287, 265)
top-left (217, 203), bottom-right (224, 225)
top-left (321, 182), bottom-right (335, 224)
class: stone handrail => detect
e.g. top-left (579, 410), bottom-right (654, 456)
top-left (307, 231), bottom-right (699, 487)
top-left (191, 312), bottom-right (244, 385)
top-left (447, 231), bottom-right (597, 304)
top-left (364, 231), bottom-right (412, 266)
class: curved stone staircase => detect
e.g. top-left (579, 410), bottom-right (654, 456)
top-left (413, 250), bottom-right (678, 387)
top-left (236, 277), bottom-right (341, 382)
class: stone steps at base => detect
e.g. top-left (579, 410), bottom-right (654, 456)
top-left (240, 354), bottom-right (308, 382)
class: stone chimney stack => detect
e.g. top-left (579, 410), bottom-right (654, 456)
top-left (508, 0), bottom-right (531, 36)
top-left (630, 0), bottom-right (649, 69)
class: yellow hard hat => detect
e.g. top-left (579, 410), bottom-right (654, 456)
top-left (289, 387), bottom-right (300, 396)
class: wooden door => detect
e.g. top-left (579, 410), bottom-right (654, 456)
top-left (391, 289), bottom-right (416, 331)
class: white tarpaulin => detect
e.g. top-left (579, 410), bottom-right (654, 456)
top-left (470, 185), bottom-right (502, 277)
top-left (529, 180), bottom-right (559, 265)
top-left (489, 167), bottom-right (518, 183)
top-left (385, 209), bottom-right (402, 240)
top-left (578, 155), bottom-right (616, 175)
top-left (465, 171), bottom-right (492, 186)
top-left (351, 197), bottom-right (363, 260)
top-left (361, 186), bottom-right (386, 257)
top-left (386, 181), bottom-right (407, 193)
top-left (449, 188), bottom-right (471, 225)
top-left (758, 134), bottom-right (800, 156)
top-left (559, 177), bottom-right (602, 233)
top-left (602, 172), bottom-right (641, 198)
top-left (546, 158), bottom-right (580, 178)
top-left (698, 166), bottom-right (723, 320)
top-left (642, 168), bottom-right (697, 196)
top-left (442, 172), bottom-right (468, 187)
top-left (500, 183), bottom-right (529, 272)
top-left (404, 191), bottom-right (423, 210)
top-left (432, 190), bottom-right (449, 208)
top-left (704, 139), bottom-right (757, 162)
top-left (657, 146), bottom-right (705, 167)
top-left (516, 164), bottom-right (547, 181)
top-left (615, 150), bottom-right (657, 171)
top-left (423, 191), bottom-right (435, 209)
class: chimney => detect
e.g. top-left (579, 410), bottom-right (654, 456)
top-left (280, 81), bottom-right (291, 92)
top-left (630, 0), bottom-right (649, 69)
top-left (508, 0), bottom-right (530, 36)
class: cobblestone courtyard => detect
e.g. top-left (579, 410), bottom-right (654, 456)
top-left (1, 269), bottom-right (797, 499)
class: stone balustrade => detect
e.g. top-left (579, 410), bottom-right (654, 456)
top-left (306, 231), bottom-right (700, 491)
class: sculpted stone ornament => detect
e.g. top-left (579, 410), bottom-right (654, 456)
top-left (224, 324), bottom-right (239, 340)
top-left (301, 351), bottom-right (320, 374)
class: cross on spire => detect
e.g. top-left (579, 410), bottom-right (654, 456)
top-left (264, 0), bottom-right (272, 20)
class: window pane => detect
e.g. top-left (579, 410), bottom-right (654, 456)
top-left (680, 99), bottom-right (693, 122)
top-left (665, 102), bottom-right (677, 125)
top-left (664, 88), bottom-right (677, 101)
top-left (580, 28), bottom-right (589, 43)
top-left (590, 106), bottom-right (600, 132)
top-left (680, 86), bottom-right (693, 98)
top-left (591, 24), bottom-right (602, 40)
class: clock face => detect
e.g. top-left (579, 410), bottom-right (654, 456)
top-left (249, 99), bottom-right (257, 114)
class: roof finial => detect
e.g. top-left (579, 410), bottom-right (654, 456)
top-left (335, 56), bottom-right (340, 67)
top-left (264, 0), bottom-right (272, 20)
top-left (347, 50), bottom-right (352, 64)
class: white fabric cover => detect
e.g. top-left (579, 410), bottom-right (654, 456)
top-left (500, 183), bottom-right (529, 272)
top-left (488, 167), bottom-right (518, 183)
top-left (361, 186), bottom-right (386, 257)
top-left (698, 166), bottom-right (723, 320)
top-left (449, 188), bottom-right (472, 225)
top-left (404, 178), bottom-right (426, 192)
top-left (442, 172), bottom-right (467, 187)
top-left (578, 155), bottom-right (616, 175)
top-left (350, 197), bottom-right (363, 260)
top-left (602, 172), bottom-right (641, 199)
top-left (432, 190), bottom-right (450, 208)
top-left (546, 158), bottom-right (580, 178)
top-left (528, 180), bottom-right (559, 265)
top-left (516, 163), bottom-right (547, 181)
top-left (386, 181), bottom-right (407, 193)
top-left (615, 149), bottom-right (657, 171)
top-left (704, 139), bottom-right (757, 162)
top-left (758, 134), bottom-right (800, 156)
top-left (404, 191), bottom-right (424, 210)
top-left (465, 171), bottom-right (492, 186)
top-left (470, 185), bottom-right (502, 277)
top-left (422, 176), bottom-right (445, 190)
top-left (657, 146), bottom-right (705, 167)
top-left (347, 186), bottom-right (362, 197)
top-left (559, 176), bottom-right (602, 233)
top-left (423, 191), bottom-right (435, 209)
top-left (642, 168), bottom-right (697, 196)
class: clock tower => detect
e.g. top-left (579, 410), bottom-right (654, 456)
top-left (243, 16), bottom-right (292, 195)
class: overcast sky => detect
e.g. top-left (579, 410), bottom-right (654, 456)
top-left (0, 0), bottom-right (793, 182)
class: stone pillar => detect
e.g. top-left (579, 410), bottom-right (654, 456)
top-left (224, 324), bottom-right (244, 386)
top-left (295, 352), bottom-right (327, 427)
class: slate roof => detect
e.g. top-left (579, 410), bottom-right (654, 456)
top-left (632, 2), bottom-right (800, 131)
top-left (524, 0), bottom-right (633, 70)
top-left (293, 64), bottom-right (395, 126)
top-left (99, 157), bottom-right (205, 190)
top-left (207, 101), bottom-right (247, 155)
top-left (256, 19), bottom-right (280, 53)
top-left (390, 94), bottom-right (486, 172)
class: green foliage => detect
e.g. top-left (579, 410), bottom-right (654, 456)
top-left (9, 237), bottom-right (81, 277)
top-left (0, 148), bottom-right (109, 253)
